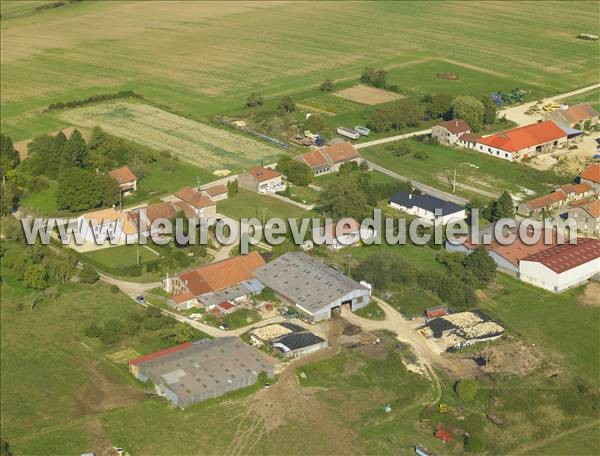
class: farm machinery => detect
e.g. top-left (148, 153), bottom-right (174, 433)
top-left (490, 89), bottom-right (531, 107)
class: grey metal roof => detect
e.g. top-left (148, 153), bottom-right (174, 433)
top-left (198, 280), bottom-right (264, 308)
top-left (254, 252), bottom-right (368, 315)
top-left (274, 332), bottom-right (325, 351)
top-left (138, 338), bottom-right (274, 403)
top-left (389, 191), bottom-right (464, 215)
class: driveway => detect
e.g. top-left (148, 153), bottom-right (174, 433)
top-left (355, 128), bottom-right (432, 149)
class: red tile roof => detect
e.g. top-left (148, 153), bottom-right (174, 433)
top-left (459, 132), bottom-right (480, 143)
top-left (581, 200), bottom-right (600, 218)
top-left (434, 429), bottom-right (453, 443)
top-left (522, 238), bottom-right (600, 273)
top-left (477, 121), bottom-right (566, 153)
top-left (321, 141), bottom-right (360, 164)
top-left (438, 119), bottom-right (470, 135)
top-left (175, 187), bottom-right (215, 209)
top-left (246, 167), bottom-right (282, 182)
top-left (108, 165), bottom-right (137, 184)
top-left (559, 183), bottom-right (592, 195)
top-left (178, 251), bottom-right (265, 296)
top-left (525, 191), bottom-right (566, 210)
top-left (554, 103), bottom-right (599, 124)
top-left (298, 149), bottom-right (329, 168)
top-left (218, 301), bottom-right (235, 310)
top-left (580, 163), bottom-right (600, 184)
top-left (128, 342), bottom-right (193, 366)
top-left (170, 292), bottom-right (195, 304)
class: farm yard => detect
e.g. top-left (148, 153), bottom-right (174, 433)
top-left (1, 1), bottom-right (599, 140)
top-left (60, 102), bottom-right (282, 171)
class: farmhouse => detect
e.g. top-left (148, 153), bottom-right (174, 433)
top-left (296, 141), bottom-right (360, 175)
top-left (519, 238), bottom-right (600, 292)
top-left (254, 252), bottom-right (370, 322)
top-left (431, 119), bottom-right (470, 146)
top-left (549, 103), bottom-right (599, 128)
top-left (163, 251), bottom-right (266, 310)
top-left (128, 338), bottom-right (275, 408)
top-left (389, 191), bottom-right (466, 225)
top-left (557, 183), bottom-right (594, 202)
top-left (238, 167), bottom-right (285, 193)
top-left (565, 200), bottom-right (600, 235)
top-left (517, 191), bottom-right (567, 216)
top-left (167, 292), bottom-right (197, 311)
top-left (473, 121), bottom-right (567, 161)
top-left (108, 165), bottom-right (137, 195)
top-left (250, 322), bottom-right (327, 358)
top-left (578, 163), bottom-right (600, 193)
top-left (77, 207), bottom-right (139, 244)
top-left (312, 218), bottom-right (377, 250)
top-left (174, 187), bottom-right (217, 220)
top-left (201, 184), bottom-right (228, 201)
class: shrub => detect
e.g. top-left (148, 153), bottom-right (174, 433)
top-left (110, 284), bottom-right (120, 294)
top-left (79, 265), bottom-right (99, 284)
top-left (455, 378), bottom-right (478, 401)
top-left (84, 322), bottom-right (102, 338)
top-left (464, 435), bottom-right (483, 453)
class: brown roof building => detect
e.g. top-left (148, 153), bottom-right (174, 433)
top-left (550, 103), bottom-right (599, 128)
top-left (175, 187), bottom-right (215, 209)
top-left (579, 163), bottom-right (600, 193)
top-left (109, 165), bottom-right (137, 193)
top-left (432, 119), bottom-right (471, 146)
top-left (201, 184), bottom-right (228, 201)
top-left (238, 167), bottom-right (285, 193)
top-left (518, 191), bottom-right (566, 215)
top-left (296, 141), bottom-right (360, 175)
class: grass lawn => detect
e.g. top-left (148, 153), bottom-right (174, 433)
top-left (481, 275), bottom-right (600, 386)
top-left (354, 301), bottom-right (385, 320)
top-left (19, 180), bottom-right (58, 214)
top-left (2, 2), bottom-right (598, 140)
top-left (204, 308), bottom-right (262, 330)
top-left (559, 87), bottom-right (600, 111)
top-left (81, 244), bottom-right (159, 269)
top-left (282, 183), bottom-right (320, 205)
top-left (361, 138), bottom-right (566, 201)
top-left (217, 188), bottom-right (307, 221)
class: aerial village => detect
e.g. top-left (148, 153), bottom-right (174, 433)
top-left (1, 4), bottom-right (600, 454)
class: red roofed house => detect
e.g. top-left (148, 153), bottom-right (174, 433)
top-left (201, 184), bottom-right (229, 201)
top-left (162, 251), bottom-right (266, 308)
top-left (431, 119), bottom-right (470, 146)
top-left (216, 301), bottom-right (236, 315)
top-left (434, 428), bottom-right (453, 444)
top-left (549, 103), bottom-right (599, 129)
top-left (296, 141), bottom-right (361, 176)
top-left (566, 200), bottom-right (600, 235)
top-left (109, 165), bottom-right (137, 195)
top-left (174, 186), bottom-right (217, 220)
top-left (238, 167), bottom-right (285, 193)
top-left (519, 238), bottom-right (600, 292)
top-left (579, 163), bottom-right (600, 194)
top-left (517, 191), bottom-right (567, 216)
top-left (167, 292), bottom-right (197, 311)
top-left (474, 121), bottom-right (567, 161)
top-left (557, 183), bottom-right (594, 202)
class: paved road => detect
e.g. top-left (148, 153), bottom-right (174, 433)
top-left (366, 160), bottom-right (468, 205)
top-left (499, 82), bottom-right (600, 127)
top-left (355, 128), bottom-right (432, 149)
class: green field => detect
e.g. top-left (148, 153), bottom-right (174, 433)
top-left (361, 139), bottom-right (567, 201)
top-left (1, 1), bottom-right (598, 140)
top-left (217, 188), bottom-right (307, 220)
top-left (81, 244), bottom-right (159, 269)
top-left (560, 87), bottom-right (600, 111)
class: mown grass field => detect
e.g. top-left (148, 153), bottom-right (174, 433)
top-left (60, 101), bottom-right (283, 171)
top-left (217, 188), bottom-right (307, 220)
top-left (1, 1), bottom-right (598, 140)
top-left (361, 138), bottom-right (567, 201)
top-left (81, 244), bottom-right (159, 269)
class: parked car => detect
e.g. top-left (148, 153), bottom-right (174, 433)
top-left (136, 295), bottom-right (146, 303)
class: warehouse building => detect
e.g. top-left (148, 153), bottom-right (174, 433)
top-left (254, 252), bottom-right (370, 321)
top-left (128, 338), bottom-right (275, 408)
top-left (389, 191), bottom-right (466, 225)
top-left (519, 238), bottom-right (600, 292)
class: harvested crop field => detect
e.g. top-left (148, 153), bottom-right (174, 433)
top-left (60, 102), bottom-right (281, 170)
top-left (333, 84), bottom-right (403, 105)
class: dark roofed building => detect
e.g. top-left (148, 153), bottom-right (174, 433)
top-left (389, 191), bottom-right (466, 225)
top-left (128, 338), bottom-right (274, 408)
top-left (273, 332), bottom-right (327, 358)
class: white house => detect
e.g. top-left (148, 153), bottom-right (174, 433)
top-left (431, 119), bottom-right (470, 146)
top-left (238, 167), bottom-right (285, 193)
top-left (312, 218), bottom-right (377, 250)
top-left (519, 238), bottom-right (600, 293)
top-left (77, 207), bottom-right (139, 244)
top-left (389, 191), bottom-right (466, 225)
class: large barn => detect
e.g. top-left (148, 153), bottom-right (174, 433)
top-left (254, 252), bottom-right (370, 321)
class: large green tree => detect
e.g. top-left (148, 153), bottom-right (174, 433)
top-left (451, 96), bottom-right (484, 132)
top-left (423, 93), bottom-right (454, 120)
top-left (463, 246), bottom-right (496, 287)
top-left (65, 129), bottom-right (88, 168)
top-left (57, 168), bottom-right (119, 211)
top-left (490, 190), bottom-right (515, 221)
top-left (277, 156), bottom-right (313, 186)
top-left (0, 134), bottom-right (20, 183)
top-left (367, 99), bottom-right (425, 132)
top-left (317, 178), bottom-right (369, 219)
top-left (480, 95), bottom-right (497, 125)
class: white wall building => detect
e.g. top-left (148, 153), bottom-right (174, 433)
top-left (389, 191), bottom-right (466, 225)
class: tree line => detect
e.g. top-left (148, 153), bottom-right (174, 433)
top-left (45, 90), bottom-right (142, 111)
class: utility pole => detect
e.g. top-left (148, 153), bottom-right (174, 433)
top-left (136, 243), bottom-right (140, 266)
top-left (119, 190), bottom-right (122, 211)
top-left (196, 176), bottom-right (201, 190)
top-left (452, 168), bottom-right (457, 193)
top-left (346, 254), bottom-right (352, 276)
